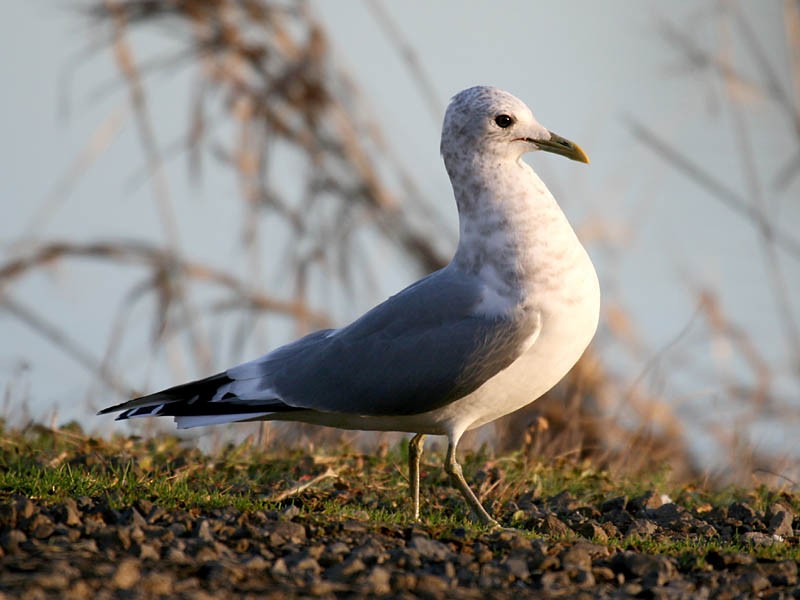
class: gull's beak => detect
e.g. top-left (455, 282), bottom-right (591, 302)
top-left (530, 131), bottom-right (589, 164)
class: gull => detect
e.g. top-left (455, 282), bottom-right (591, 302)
top-left (99, 86), bottom-right (600, 528)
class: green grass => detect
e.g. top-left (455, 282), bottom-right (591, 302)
top-left (1, 420), bottom-right (798, 561)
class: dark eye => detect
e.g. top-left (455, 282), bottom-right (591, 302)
top-left (494, 114), bottom-right (514, 128)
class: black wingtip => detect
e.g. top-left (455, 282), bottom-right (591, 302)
top-left (97, 403), bottom-right (127, 416)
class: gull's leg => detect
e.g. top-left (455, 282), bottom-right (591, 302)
top-left (408, 433), bottom-right (426, 521)
top-left (445, 440), bottom-right (500, 529)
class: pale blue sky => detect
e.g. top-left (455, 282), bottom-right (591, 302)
top-left (1, 2), bottom-right (797, 459)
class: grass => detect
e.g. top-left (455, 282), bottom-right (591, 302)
top-left (1, 420), bottom-right (798, 563)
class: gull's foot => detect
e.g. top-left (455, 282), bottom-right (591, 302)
top-left (467, 510), bottom-right (502, 531)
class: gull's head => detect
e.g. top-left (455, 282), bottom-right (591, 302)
top-left (441, 86), bottom-right (588, 170)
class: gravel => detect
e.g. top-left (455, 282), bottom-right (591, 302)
top-left (0, 492), bottom-right (798, 598)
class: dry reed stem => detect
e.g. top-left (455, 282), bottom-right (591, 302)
top-left (4, 0), bottom-right (795, 488)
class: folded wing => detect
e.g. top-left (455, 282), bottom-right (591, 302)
top-left (99, 268), bottom-right (535, 424)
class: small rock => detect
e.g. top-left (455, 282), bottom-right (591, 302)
top-left (267, 520), bottom-right (306, 545)
top-left (472, 542), bottom-right (493, 564)
top-left (540, 570), bottom-right (571, 592)
top-left (333, 556), bottom-right (367, 578)
top-left (305, 544), bottom-right (325, 560)
top-left (537, 554), bottom-right (559, 572)
top-left (139, 542), bottom-right (160, 561)
top-left (391, 571), bottom-right (417, 591)
top-left (168, 522), bottom-right (188, 538)
top-left (64, 580), bottom-right (93, 600)
top-left (194, 519), bottom-right (214, 542)
top-left (196, 560), bottom-right (225, 582)
top-left (32, 572), bottom-right (70, 590)
top-left (603, 508), bottom-right (633, 531)
top-left (742, 531), bottom-right (783, 546)
top-left (727, 502), bottom-right (757, 523)
top-left (295, 556), bottom-right (322, 574)
top-left (142, 573), bottom-right (173, 596)
top-left (392, 547), bottom-right (422, 570)
top-left (341, 519), bottom-right (368, 534)
top-left (549, 491), bottom-right (580, 513)
top-left (593, 566), bottom-right (616, 583)
top-left (504, 557), bottom-right (530, 580)
top-left (270, 557), bottom-right (289, 577)
top-left (767, 503), bottom-right (794, 537)
top-left (507, 531), bottom-right (534, 551)
top-left (116, 526), bottom-right (132, 550)
top-left (322, 541), bottom-right (350, 562)
top-left (408, 536), bottom-right (452, 561)
top-left (577, 520), bottom-right (608, 543)
top-left (134, 499), bottom-right (153, 516)
top-left (15, 496), bottom-right (36, 520)
top-left (569, 568), bottom-right (595, 587)
top-left (76, 496), bottom-right (94, 511)
top-left (626, 518), bottom-right (659, 539)
top-left (61, 498), bottom-right (83, 526)
top-left (308, 581), bottom-right (338, 596)
top-left (600, 521), bottom-right (620, 538)
top-left (281, 504), bottom-right (300, 520)
top-left (540, 513), bottom-right (571, 537)
top-left (146, 506), bottom-right (168, 524)
top-left (0, 503), bottom-right (16, 529)
top-left (166, 547), bottom-right (190, 564)
top-left (1, 529), bottom-right (27, 554)
top-left (600, 496), bottom-right (627, 513)
top-left (560, 546), bottom-right (591, 572)
top-left (363, 566), bottom-right (391, 594)
top-left (734, 570), bottom-right (770, 593)
top-left (351, 538), bottom-right (387, 564)
top-left (613, 552), bottom-right (674, 587)
top-left (130, 508), bottom-right (147, 529)
top-left (629, 491), bottom-right (672, 514)
top-left (493, 529), bottom-right (518, 545)
top-left (693, 521), bottom-right (718, 537)
top-left (443, 561), bottom-right (456, 580)
top-left (648, 503), bottom-right (679, 522)
top-left (194, 545), bottom-right (220, 562)
top-left (415, 573), bottom-right (449, 596)
top-left (112, 559), bottom-right (140, 590)
top-left (240, 555), bottom-right (266, 570)
top-left (30, 514), bottom-right (56, 539)
top-left (620, 582), bottom-right (644, 596)
top-left (705, 550), bottom-right (755, 569)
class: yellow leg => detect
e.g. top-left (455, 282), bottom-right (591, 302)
top-left (408, 433), bottom-right (426, 521)
top-left (445, 440), bottom-right (500, 528)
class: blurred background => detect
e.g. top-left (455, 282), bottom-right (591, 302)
top-left (1, 1), bottom-right (798, 486)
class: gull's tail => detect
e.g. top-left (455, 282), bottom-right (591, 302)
top-left (97, 372), bottom-right (302, 429)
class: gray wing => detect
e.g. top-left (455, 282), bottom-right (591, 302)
top-left (100, 267), bottom-right (537, 421)
top-left (224, 267), bottom-right (534, 416)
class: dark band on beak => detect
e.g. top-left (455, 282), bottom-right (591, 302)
top-left (527, 131), bottom-right (589, 163)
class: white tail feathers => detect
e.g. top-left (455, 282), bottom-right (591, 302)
top-left (173, 412), bottom-right (272, 429)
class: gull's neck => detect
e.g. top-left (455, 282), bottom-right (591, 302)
top-left (448, 153), bottom-right (583, 304)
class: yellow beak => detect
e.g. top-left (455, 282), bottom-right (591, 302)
top-left (533, 131), bottom-right (590, 164)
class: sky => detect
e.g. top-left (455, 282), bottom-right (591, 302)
top-left (1, 2), bottom-right (798, 460)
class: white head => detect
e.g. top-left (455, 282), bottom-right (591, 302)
top-left (441, 86), bottom-right (588, 176)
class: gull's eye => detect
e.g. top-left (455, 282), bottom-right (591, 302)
top-left (494, 114), bottom-right (514, 128)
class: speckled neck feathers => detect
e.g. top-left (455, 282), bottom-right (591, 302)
top-left (440, 87), bottom-right (586, 311)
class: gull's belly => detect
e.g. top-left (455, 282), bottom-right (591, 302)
top-left (425, 253), bottom-right (600, 435)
